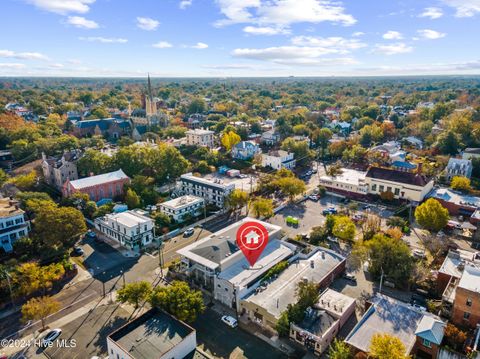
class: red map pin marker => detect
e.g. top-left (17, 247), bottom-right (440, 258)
top-left (236, 221), bottom-right (269, 267)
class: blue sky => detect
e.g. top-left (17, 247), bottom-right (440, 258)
top-left (0, 0), bottom-right (479, 77)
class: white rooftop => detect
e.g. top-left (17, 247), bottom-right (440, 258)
top-left (186, 128), bottom-right (214, 135)
top-left (439, 249), bottom-right (480, 278)
top-left (102, 210), bottom-right (151, 228)
top-left (317, 288), bottom-right (356, 317)
top-left (459, 265), bottom-right (480, 293)
top-left (160, 195), bottom-right (204, 210)
top-left (320, 168), bottom-right (366, 186)
top-left (69, 169), bottom-right (129, 189)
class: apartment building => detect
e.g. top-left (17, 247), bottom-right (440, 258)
top-left (0, 198), bottom-right (29, 253)
top-left (261, 150), bottom-right (296, 170)
top-left (186, 128), bottom-right (215, 148)
top-left (178, 173), bottom-right (234, 208)
top-left (159, 195), bottom-right (204, 223)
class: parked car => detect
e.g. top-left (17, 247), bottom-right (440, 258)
top-left (238, 174), bottom-right (248, 179)
top-left (41, 329), bottom-right (62, 347)
top-left (413, 249), bottom-right (426, 259)
top-left (343, 273), bottom-right (357, 283)
top-left (362, 204), bottom-right (372, 210)
top-left (309, 194), bottom-right (319, 201)
top-left (183, 228), bottom-right (195, 237)
top-left (72, 247), bottom-right (84, 256)
top-left (221, 315), bottom-right (238, 328)
top-left (327, 236), bottom-right (338, 243)
top-left (311, 168), bottom-right (318, 174)
top-left (322, 207), bottom-right (337, 216)
top-left (286, 216), bottom-right (299, 226)
top-left (84, 230), bottom-right (96, 240)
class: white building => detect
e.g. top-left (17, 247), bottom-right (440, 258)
top-left (186, 128), bottom-right (215, 148)
top-left (107, 308), bottom-right (197, 359)
top-left (445, 158), bottom-right (473, 181)
top-left (319, 168), bottom-right (368, 197)
top-left (94, 210), bottom-right (155, 252)
top-left (159, 195), bottom-right (204, 223)
top-left (463, 148), bottom-right (480, 160)
top-left (0, 198), bottom-right (29, 253)
top-left (177, 218), bottom-right (296, 310)
top-left (261, 150), bottom-right (296, 170)
top-left (178, 173), bottom-right (234, 208)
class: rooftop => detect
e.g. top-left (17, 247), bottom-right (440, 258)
top-left (428, 187), bottom-right (480, 208)
top-left (345, 294), bottom-right (442, 354)
top-left (242, 249), bottom-right (345, 320)
top-left (68, 169), bottom-right (129, 190)
top-left (160, 195), bottom-right (204, 210)
top-left (415, 316), bottom-right (445, 346)
top-left (0, 198), bottom-right (24, 217)
top-left (100, 210), bottom-right (151, 228)
top-left (447, 158), bottom-right (472, 170)
top-left (320, 168), bottom-right (366, 186)
top-left (177, 217), bottom-right (282, 270)
top-left (180, 173), bottom-right (235, 191)
top-left (108, 308), bottom-right (195, 359)
top-left (458, 265), bottom-right (480, 293)
top-left (464, 148), bottom-right (480, 154)
top-left (439, 249), bottom-right (480, 278)
top-left (186, 128), bottom-right (214, 135)
top-left (266, 150), bottom-right (291, 158)
top-left (365, 166), bottom-right (431, 187)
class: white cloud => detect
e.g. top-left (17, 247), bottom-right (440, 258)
top-left (24, 0), bottom-right (95, 14)
top-left (136, 17), bottom-right (160, 31)
top-left (78, 36), bottom-right (128, 43)
top-left (243, 25), bottom-right (290, 35)
top-left (441, 0), bottom-right (480, 17)
top-left (179, 0), bottom-right (192, 9)
top-left (417, 29), bottom-right (446, 39)
top-left (192, 42), bottom-right (208, 49)
top-left (0, 63), bottom-right (26, 69)
top-left (214, 0), bottom-right (356, 28)
top-left (66, 16), bottom-right (99, 29)
top-left (0, 49), bottom-right (49, 60)
top-left (382, 31), bottom-right (403, 40)
top-left (49, 63), bottom-right (64, 68)
top-left (291, 36), bottom-right (366, 51)
top-left (373, 42), bottom-right (413, 55)
top-left (419, 7), bottom-right (443, 19)
top-left (152, 41), bottom-right (173, 48)
top-left (352, 31), bottom-right (365, 37)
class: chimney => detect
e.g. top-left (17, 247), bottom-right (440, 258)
top-left (417, 162), bottom-right (423, 175)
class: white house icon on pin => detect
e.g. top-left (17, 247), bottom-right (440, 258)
top-left (245, 230), bottom-right (260, 245)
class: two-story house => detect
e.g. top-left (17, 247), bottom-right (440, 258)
top-left (261, 150), bottom-right (296, 170)
top-left (41, 151), bottom-right (79, 191)
top-left (0, 198), bottom-right (30, 253)
top-left (94, 209), bottom-right (155, 252)
top-left (186, 128), bottom-right (215, 148)
top-left (231, 141), bottom-right (261, 161)
top-left (445, 158), bottom-right (473, 181)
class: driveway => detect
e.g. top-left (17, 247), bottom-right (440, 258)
top-left (193, 308), bottom-right (287, 359)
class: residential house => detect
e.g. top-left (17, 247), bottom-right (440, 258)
top-left (445, 158), bottom-right (473, 181)
top-left (290, 289), bottom-right (355, 356)
top-left (438, 249), bottom-right (480, 296)
top-left (0, 198), bottom-right (29, 253)
top-left (240, 248), bottom-right (346, 330)
top-left (63, 169), bottom-right (130, 202)
top-left (95, 209), bottom-right (155, 252)
top-left (231, 141), bottom-right (261, 161)
top-left (345, 294), bottom-right (445, 359)
top-left (41, 151), bottom-right (79, 191)
top-left (370, 141), bottom-right (407, 163)
top-left (403, 136), bottom-right (424, 149)
top-left (0, 150), bottom-right (14, 170)
top-left (261, 129), bottom-right (281, 146)
top-left (107, 308), bottom-right (197, 359)
top-left (177, 173), bottom-right (234, 208)
top-left (261, 150), bottom-right (296, 170)
top-left (186, 128), bottom-right (215, 148)
top-left (463, 148), bottom-right (480, 160)
top-left (159, 195), bottom-right (205, 223)
top-left (186, 113), bottom-right (206, 129)
top-left (365, 166), bottom-right (434, 203)
top-left (329, 120), bottom-right (351, 136)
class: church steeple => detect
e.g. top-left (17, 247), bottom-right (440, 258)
top-left (147, 73), bottom-right (153, 103)
top-left (145, 73), bottom-right (156, 118)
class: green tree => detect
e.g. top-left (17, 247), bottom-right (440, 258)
top-left (117, 281), bottom-right (153, 308)
top-left (369, 333), bottom-right (409, 359)
top-left (366, 234), bottom-right (414, 286)
top-left (359, 124), bottom-right (383, 147)
top-left (39, 263), bottom-right (65, 294)
top-left (165, 126), bottom-right (187, 139)
top-left (8, 170), bottom-right (37, 190)
top-left (149, 280), bottom-right (205, 323)
top-left (0, 168), bottom-right (8, 186)
top-left (187, 98), bottom-right (206, 114)
top-left (226, 189), bottom-right (249, 213)
top-left (435, 130), bottom-right (461, 155)
top-left (125, 188), bottom-right (141, 209)
top-left (329, 338), bottom-right (353, 359)
top-left (281, 138), bottom-right (313, 165)
top-left (276, 176), bottom-right (306, 201)
top-left (221, 131), bottom-right (241, 151)
top-left (250, 197), bottom-right (274, 218)
top-left (77, 149), bottom-right (113, 176)
top-left (312, 128), bottom-right (333, 159)
top-left (332, 216), bottom-right (356, 241)
top-left (415, 198), bottom-right (449, 233)
top-left (450, 176), bottom-right (471, 191)
top-left (22, 296), bottom-right (60, 330)
top-left (195, 160), bottom-right (211, 174)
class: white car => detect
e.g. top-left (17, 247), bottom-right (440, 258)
top-left (183, 228), bottom-right (195, 237)
top-left (221, 315), bottom-right (238, 328)
top-left (41, 328), bottom-right (62, 346)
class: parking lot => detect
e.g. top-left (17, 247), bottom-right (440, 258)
top-left (193, 308), bottom-right (287, 359)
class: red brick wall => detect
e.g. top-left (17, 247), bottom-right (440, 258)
top-left (413, 336), bottom-right (440, 359)
top-left (63, 178), bottom-right (130, 201)
top-left (437, 272), bottom-right (453, 295)
top-left (452, 287), bottom-right (480, 329)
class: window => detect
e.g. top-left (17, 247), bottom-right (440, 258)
top-left (467, 298), bottom-right (473, 307)
top-left (464, 312), bottom-right (470, 320)
top-left (394, 188), bottom-right (400, 196)
top-left (387, 186), bottom-right (392, 192)
top-left (379, 185), bottom-right (385, 192)
top-left (370, 184), bottom-right (376, 191)
top-left (422, 339), bottom-right (431, 348)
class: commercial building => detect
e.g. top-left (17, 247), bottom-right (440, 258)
top-left (319, 168), bottom-right (368, 199)
top-left (345, 294), bottom-right (445, 359)
top-left (290, 289), bottom-right (355, 356)
top-left (159, 195), bottom-right (205, 223)
top-left (445, 158), bottom-right (473, 181)
top-left (95, 209), bottom-right (155, 252)
top-left (0, 198), bottom-right (29, 253)
top-left (177, 218), bottom-right (296, 309)
top-left (428, 187), bottom-right (480, 221)
top-left (239, 248), bottom-right (346, 330)
top-left (178, 173), bottom-right (234, 208)
top-left (41, 151), bottom-right (79, 191)
top-left (107, 308), bottom-right (197, 359)
top-left (63, 169), bottom-right (130, 202)
top-left (261, 150), bottom-right (296, 170)
top-left (186, 128), bottom-right (215, 148)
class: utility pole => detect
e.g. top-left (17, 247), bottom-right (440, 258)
top-left (379, 267), bottom-right (384, 294)
top-left (3, 270), bottom-right (14, 308)
top-left (158, 239), bottom-right (165, 278)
